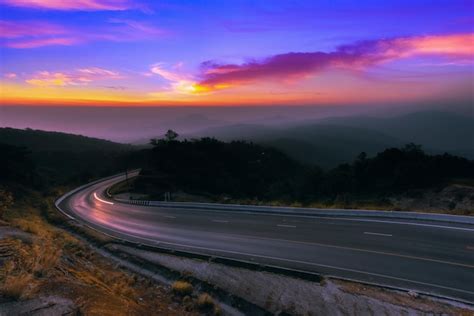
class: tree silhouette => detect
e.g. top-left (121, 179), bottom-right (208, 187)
top-left (165, 129), bottom-right (179, 141)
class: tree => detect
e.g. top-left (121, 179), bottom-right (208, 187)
top-left (165, 129), bottom-right (179, 141)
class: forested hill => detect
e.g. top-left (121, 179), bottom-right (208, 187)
top-left (0, 128), bottom-right (135, 189)
top-left (0, 127), bottom-right (131, 152)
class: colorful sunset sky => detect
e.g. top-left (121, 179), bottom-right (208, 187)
top-left (0, 0), bottom-right (473, 106)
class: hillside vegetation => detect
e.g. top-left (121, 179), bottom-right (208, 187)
top-left (129, 135), bottom-right (474, 213)
top-left (0, 130), bottom-right (202, 315)
top-left (190, 111), bottom-right (474, 168)
top-left (0, 128), bottom-right (133, 189)
top-left (0, 127), bottom-right (130, 152)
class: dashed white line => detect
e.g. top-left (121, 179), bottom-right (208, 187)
top-left (277, 224), bottom-right (296, 228)
top-left (81, 221), bottom-right (474, 296)
top-left (94, 192), bottom-right (114, 205)
top-left (364, 231), bottom-right (392, 237)
top-left (212, 220), bottom-right (229, 223)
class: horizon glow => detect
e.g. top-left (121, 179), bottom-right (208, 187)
top-left (0, 0), bottom-right (473, 106)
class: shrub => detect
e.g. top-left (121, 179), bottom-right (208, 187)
top-left (196, 293), bottom-right (220, 315)
top-left (1, 271), bottom-right (33, 300)
top-left (171, 281), bottom-right (193, 296)
top-left (197, 293), bottom-right (214, 309)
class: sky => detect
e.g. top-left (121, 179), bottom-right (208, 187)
top-left (0, 0), bottom-right (473, 106)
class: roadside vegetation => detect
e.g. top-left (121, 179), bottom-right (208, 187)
top-left (0, 127), bottom-right (472, 314)
top-left (125, 131), bottom-right (474, 215)
top-left (0, 137), bottom-right (199, 315)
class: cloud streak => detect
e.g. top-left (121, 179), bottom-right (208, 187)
top-left (148, 63), bottom-right (201, 94)
top-left (25, 67), bottom-right (122, 86)
top-left (0, 19), bottom-right (166, 48)
top-left (196, 33), bottom-right (474, 91)
top-left (0, 0), bottom-right (136, 11)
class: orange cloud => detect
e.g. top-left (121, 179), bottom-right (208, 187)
top-left (148, 63), bottom-right (204, 95)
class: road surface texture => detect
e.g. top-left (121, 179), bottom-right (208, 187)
top-left (57, 173), bottom-right (474, 302)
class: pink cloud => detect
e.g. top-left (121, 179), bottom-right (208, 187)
top-left (0, 0), bottom-right (136, 11)
top-left (197, 33), bottom-right (474, 91)
top-left (0, 20), bottom-right (67, 39)
top-left (107, 19), bottom-right (165, 37)
top-left (150, 63), bottom-right (189, 82)
top-left (6, 37), bottom-right (80, 48)
top-left (0, 19), bottom-right (166, 48)
top-left (4, 73), bottom-right (17, 79)
top-left (25, 67), bottom-right (122, 86)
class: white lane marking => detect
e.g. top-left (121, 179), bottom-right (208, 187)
top-left (152, 242), bottom-right (474, 295)
top-left (196, 231), bottom-right (474, 269)
top-left (277, 224), bottom-right (296, 228)
top-left (93, 225), bottom-right (474, 296)
top-left (147, 207), bottom-right (474, 232)
top-left (339, 218), bottom-right (474, 232)
top-left (212, 220), bottom-right (229, 223)
top-left (177, 210), bottom-right (474, 232)
top-left (72, 172), bottom-right (471, 232)
top-left (165, 216), bottom-right (176, 219)
top-left (63, 212), bottom-right (75, 220)
top-left (94, 192), bottom-right (114, 205)
top-left (364, 232), bottom-right (393, 237)
top-left (65, 208), bottom-right (474, 296)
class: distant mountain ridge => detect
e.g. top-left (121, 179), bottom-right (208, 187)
top-left (315, 111), bottom-right (474, 157)
top-left (0, 127), bottom-right (131, 152)
top-left (187, 111), bottom-right (474, 168)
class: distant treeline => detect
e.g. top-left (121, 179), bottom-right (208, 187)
top-left (131, 137), bottom-right (474, 203)
top-left (0, 143), bottom-right (129, 195)
top-left (1, 128), bottom-right (473, 204)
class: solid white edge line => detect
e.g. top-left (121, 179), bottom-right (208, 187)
top-left (364, 231), bottom-right (393, 237)
top-left (164, 208), bottom-right (474, 232)
top-left (70, 217), bottom-right (474, 296)
top-left (94, 192), bottom-right (114, 205)
top-left (58, 174), bottom-right (474, 296)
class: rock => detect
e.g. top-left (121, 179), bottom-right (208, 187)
top-left (407, 290), bottom-right (419, 298)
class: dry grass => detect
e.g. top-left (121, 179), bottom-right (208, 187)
top-left (196, 293), bottom-right (214, 308)
top-left (0, 200), bottom-right (196, 315)
top-left (0, 235), bottom-right (61, 300)
top-left (171, 280), bottom-right (193, 296)
top-left (1, 271), bottom-right (34, 300)
top-left (196, 293), bottom-right (221, 315)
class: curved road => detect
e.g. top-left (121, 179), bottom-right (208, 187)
top-left (57, 172), bottom-right (474, 302)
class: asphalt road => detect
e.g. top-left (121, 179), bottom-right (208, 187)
top-left (57, 172), bottom-right (474, 302)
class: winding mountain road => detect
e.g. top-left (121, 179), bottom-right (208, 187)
top-left (56, 172), bottom-right (474, 302)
